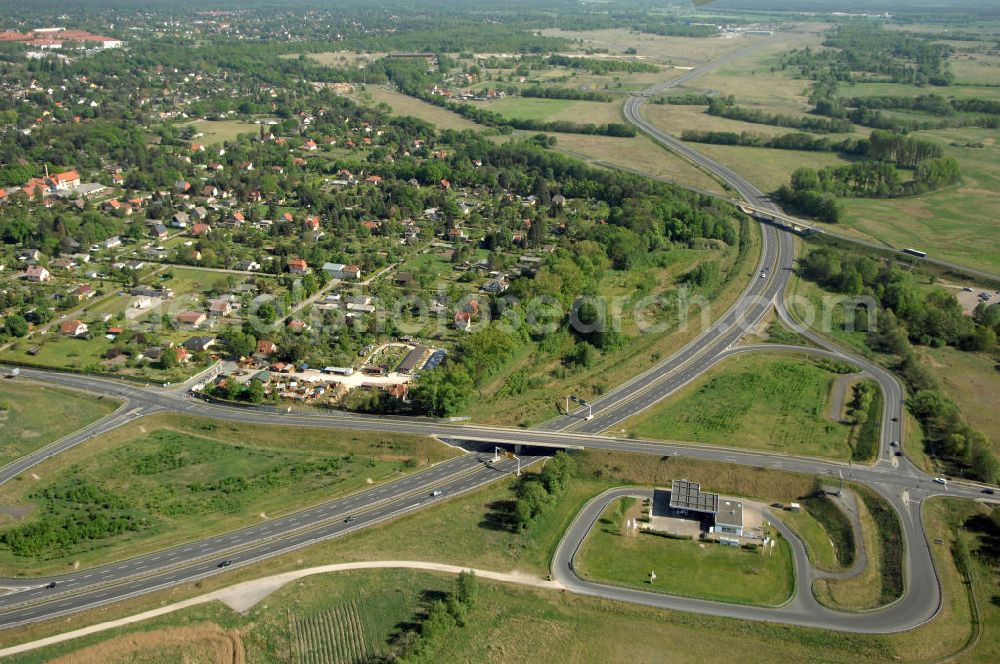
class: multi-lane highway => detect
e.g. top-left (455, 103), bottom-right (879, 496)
top-left (0, 39), bottom-right (995, 639)
top-left (0, 448), bottom-right (538, 629)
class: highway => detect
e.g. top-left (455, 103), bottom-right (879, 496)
top-left (0, 40), bottom-right (996, 639)
top-left (0, 450), bottom-right (540, 630)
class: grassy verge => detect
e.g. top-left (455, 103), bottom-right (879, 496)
top-left (622, 352), bottom-right (856, 460)
top-left (813, 486), bottom-right (903, 610)
top-left (576, 497), bottom-right (794, 606)
top-left (780, 508), bottom-right (841, 572)
top-left (0, 414), bottom-right (455, 576)
top-left (850, 380), bottom-right (883, 462)
top-left (803, 489), bottom-right (856, 569)
top-left (0, 380), bottom-right (120, 468)
top-left (2, 447), bottom-right (995, 662)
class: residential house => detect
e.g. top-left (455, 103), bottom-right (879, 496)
top-left (235, 259), bottom-right (261, 272)
top-left (208, 299), bottom-right (232, 317)
top-left (19, 248), bottom-right (41, 263)
top-left (176, 310), bottom-right (207, 328)
top-left (75, 284), bottom-right (95, 300)
top-left (150, 223), bottom-right (168, 239)
top-left (24, 265), bottom-right (50, 282)
top-left (341, 265), bottom-right (361, 280)
top-left (454, 311), bottom-right (472, 332)
top-left (59, 319), bottom-right (88, 337)
top-left (255, 340), bottom-right (278, 357)
top-left (190, 223), bottom-right (211, 236)
top-left (51, 169), bottom-right (80, 190)
top-left (287, 258), bottom-right (309, 275)
top-left (181, 336), bottom-right (216, 352)
top-left (171, 211), bottom-right (189, 228)
top-left (322, 262), bottom-right (346, 278)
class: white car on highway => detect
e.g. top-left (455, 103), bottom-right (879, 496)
top-left (933, 477), bottom-right (948, 485)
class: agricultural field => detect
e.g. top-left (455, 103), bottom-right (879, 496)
top-left (691, 143), bottom-right (851, 192)
top-left (575, 497), bottom-right (794, 606)
top-left (0, 414), bottom-right (453, 575)
top-left (0, 381), bottom-right (119, 468)
top-left (623, 352), bottom-right (859, 460)
top-left (184, 120), bottom-right (261, 145)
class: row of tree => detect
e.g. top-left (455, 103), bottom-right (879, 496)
top-left (707, 97), bottom-right (854, 134)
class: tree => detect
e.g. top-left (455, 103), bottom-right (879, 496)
top-left (226, 330), bottom-right (257, 358)
top-left (455, 570), bottom-right (479, 608)
top-left (3, 315), bottom-right (28, 338)
top-left (247, 379), bottom-right (265, 404)
top-left (158, 348), bottom-right (178, 370)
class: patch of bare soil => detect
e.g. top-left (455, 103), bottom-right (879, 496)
top-left (48, 623), bottom-right (245, 664)
top-left (0, 504), bottom-right (35, 520)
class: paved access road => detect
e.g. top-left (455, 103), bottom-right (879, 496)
top-left (552, 486), bottom-right (935, 634)
top-left (0, 38), bottom-right (995, 637)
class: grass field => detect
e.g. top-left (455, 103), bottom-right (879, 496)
top-left (576, 497), bottom-right (794, 606)
top-left (2, 451), bottom-right (995, 663)
top-left (0, 381), bottom-right (119, 469)
top-left (0, 414), bottom-right (454, 576)
top-left (837, 126), bottom-right (1000, 273)
top-left (540, 28), bottom-right (772, 66)
top-left (917, 345), bottom-right (1000, 457)
top-left (623, 352), bottom-right (857, 460)
top-left (360, 86), bottom-right (480, 131)
top-left (544, 131), bottom-right (727, 194)
top-left (691, 143), bottom-right (853, 192)
top-left (482, 96), bottom-right (626, 125)
top-left (184, 120), bottom-right (260, 145)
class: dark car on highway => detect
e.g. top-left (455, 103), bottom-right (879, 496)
top-left (217, 560), bottom-right (232, 568)
top-left (344, 516), bottom-right (356, 524)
